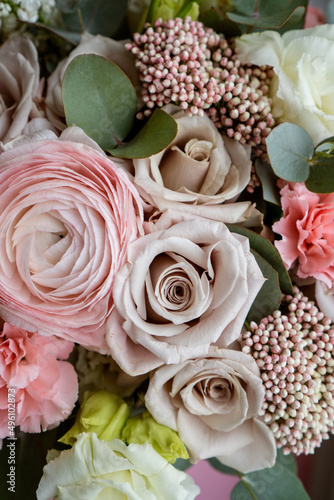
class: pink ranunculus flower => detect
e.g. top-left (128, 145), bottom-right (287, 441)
top-left (145, 347), bottom-right (276, 473)
top-left (273, 183), bottom-right (334, 286)
top-left (0, 127), bottom-right (143, 352)
top-left (0, 322), bottom-right (78, 438)
top-left (106, 218), bottom-right (265, 375)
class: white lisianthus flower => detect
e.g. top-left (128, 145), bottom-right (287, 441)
top-left (36, 433), bottom-right (200, 500)
top-left (235, 25), bottom-right (334, 145)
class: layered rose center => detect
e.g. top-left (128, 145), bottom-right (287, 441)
top-left (159, 138), bottom-right (213, 193)
top-left (146, 252), bottom-right (212, 324)
top-left (8, 198), bottom-right (111, 303)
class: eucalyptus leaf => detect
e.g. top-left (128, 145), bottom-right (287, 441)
top-left (63, 0), bottom-right (127, 37)
top-left (315, 137), bottom-right (334, 157)
top-left (255, 158), bottom-right (280, 206)
top-left (199, 8), bottom-right (242, 37)
top-left (63, 54), bottom-right (137, 151)
top-left (231, 453), bottom-right (310, 500)
top-left (208, 457), bottom-right (240, 476)
top-left (174, 458), bottom-right (192, 471)
top-left (226, 225), bottom-right (293, 295)
top-left (31, 22), bottom-right (81, 45)
top-left (266, 123), bottom-right (314, 182)
top-left (226, 6), bottom-right (304, 29)
top-left (247, 250), bottom-right (281, 323)
top-left (275, 0), bottom-right (308, 32)
top-left (56, 0), bottom-right (88, 13)
top-left (109, 109), bottom-right (177, 159)
top-left (306, 158), bottom-right (334, 193)
top-left (231, 0), bottom-right (257, 16)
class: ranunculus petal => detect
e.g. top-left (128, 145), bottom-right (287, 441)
top-left (0, 128), bottom-right (143, 352)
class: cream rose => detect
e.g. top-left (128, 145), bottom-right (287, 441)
top-left (145, 347), bottom-right (276, 473)
top-left (106, 218), bottom-right (265, 375)
top-left (0, 36), bottom-right (41, 143)
top-left (315, 280), bottom-right (334, 321)
top-left (236, 25), bottom-right (334, 145)
top-left (0, 127), bottom-right (143, 353)
top-left (36, 433), bottom-right (200, 500)
top-left (132, 105), bottom-right (261, 225)
top-left (45, 33), bottom-right (139, 131)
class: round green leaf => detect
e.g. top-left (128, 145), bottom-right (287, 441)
top-left (63, 54), bottom-right (137, 150)
top-left (208, 458), bottom-right (240, 476)
top-left (231, 459), bottom-right (310, 500)
top-left (266, 123), bottom-right (314, 182)
top-left (247, 250), bottom-right (281, 324)
top-left (227, 225), bottom-right (293, 295)
top-left (255, 158), bottom-right (280, 206)
top-left (306, 159), bottom-right (334, 193)
top-left (109, 109), bottom-right (178, 159)
top-left (63, 0), bottom-right (128, 37)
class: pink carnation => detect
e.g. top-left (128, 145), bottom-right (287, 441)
top-left (304, 6), bottom-right (326, 28)
top-left (0, 322), bottom-right (78, 438)
top-left (0, 129), bottom-right (143, 352)
top-left (273, 183), bottom-right (334, 286)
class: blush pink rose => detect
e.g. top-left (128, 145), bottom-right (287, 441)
top-left (0, 128), bottom-right (143, 352)
top-left (106, 218), bottom-right (265, 375)
top-left (0, 36), bottom-right (42, 143)
top-left (145, 347), bottom-right (276, 473)
top-left (273, 182), bottom-right (334, 286)
top-left (0, 322), bottom-right (78, 437)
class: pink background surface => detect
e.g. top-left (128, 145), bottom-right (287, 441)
top-left (188, 461), bottom-right (239, 499)
top-left (187, 455), bottom-right (315, 499)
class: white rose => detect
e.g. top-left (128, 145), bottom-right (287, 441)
top-left (36, 433), bottom-right (200, 500)
top-left (106, 218), bottom-right (265, 375)
top-left (145, 347), bottom-right (276, 473)
top-left (0, 36), bottom-right (41, 143)
top-left (133, 105), bottom-right (261, 226)
top-left (235, 25), bottom-right (334, 145)
top-left (45, 33), bottom-right (139, 131)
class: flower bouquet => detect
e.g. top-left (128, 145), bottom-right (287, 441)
top-left (0, 0), bottom-right (333, 498)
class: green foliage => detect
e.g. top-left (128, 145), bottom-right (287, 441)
top-left (61, 0), bottom-right (128, 37)
top-left (200, 0), bottom-right (307, 35)
top-left (62, 54), bottom-right (137, 151)
top-left (255, 158), bottom-right (280, 206)
top-left (248, 250), bottom-right (282, 323)
top-left (266, 123), bottom-right (334, 195)
top-left (226, 224), bottom-right (293, 323)
top-left (227, 224), bottom-right (293, 296)
top-left (208, 448), bottom-right (310, 500)
top-left (208, 457), bottom-right (240, 476)
top-left (231, 449), bottom-right (309, 500)
top-left (266, 123), bottom-right (314, 183)
top-left (109, 109), bottom-right (178, 159)
top-left (306, 138), bottom-right (334, 193)
top-left (56, 0), bottom-right (87, 14)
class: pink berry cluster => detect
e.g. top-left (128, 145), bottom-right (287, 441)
top-left (126, 17), bottom-right (224, 117)
top-left (127, 17), bottom-right (275, 155)
top-left (241, 287), bottom-right (334, 456)
top-left (207, 37), bottom-right (275, 156)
